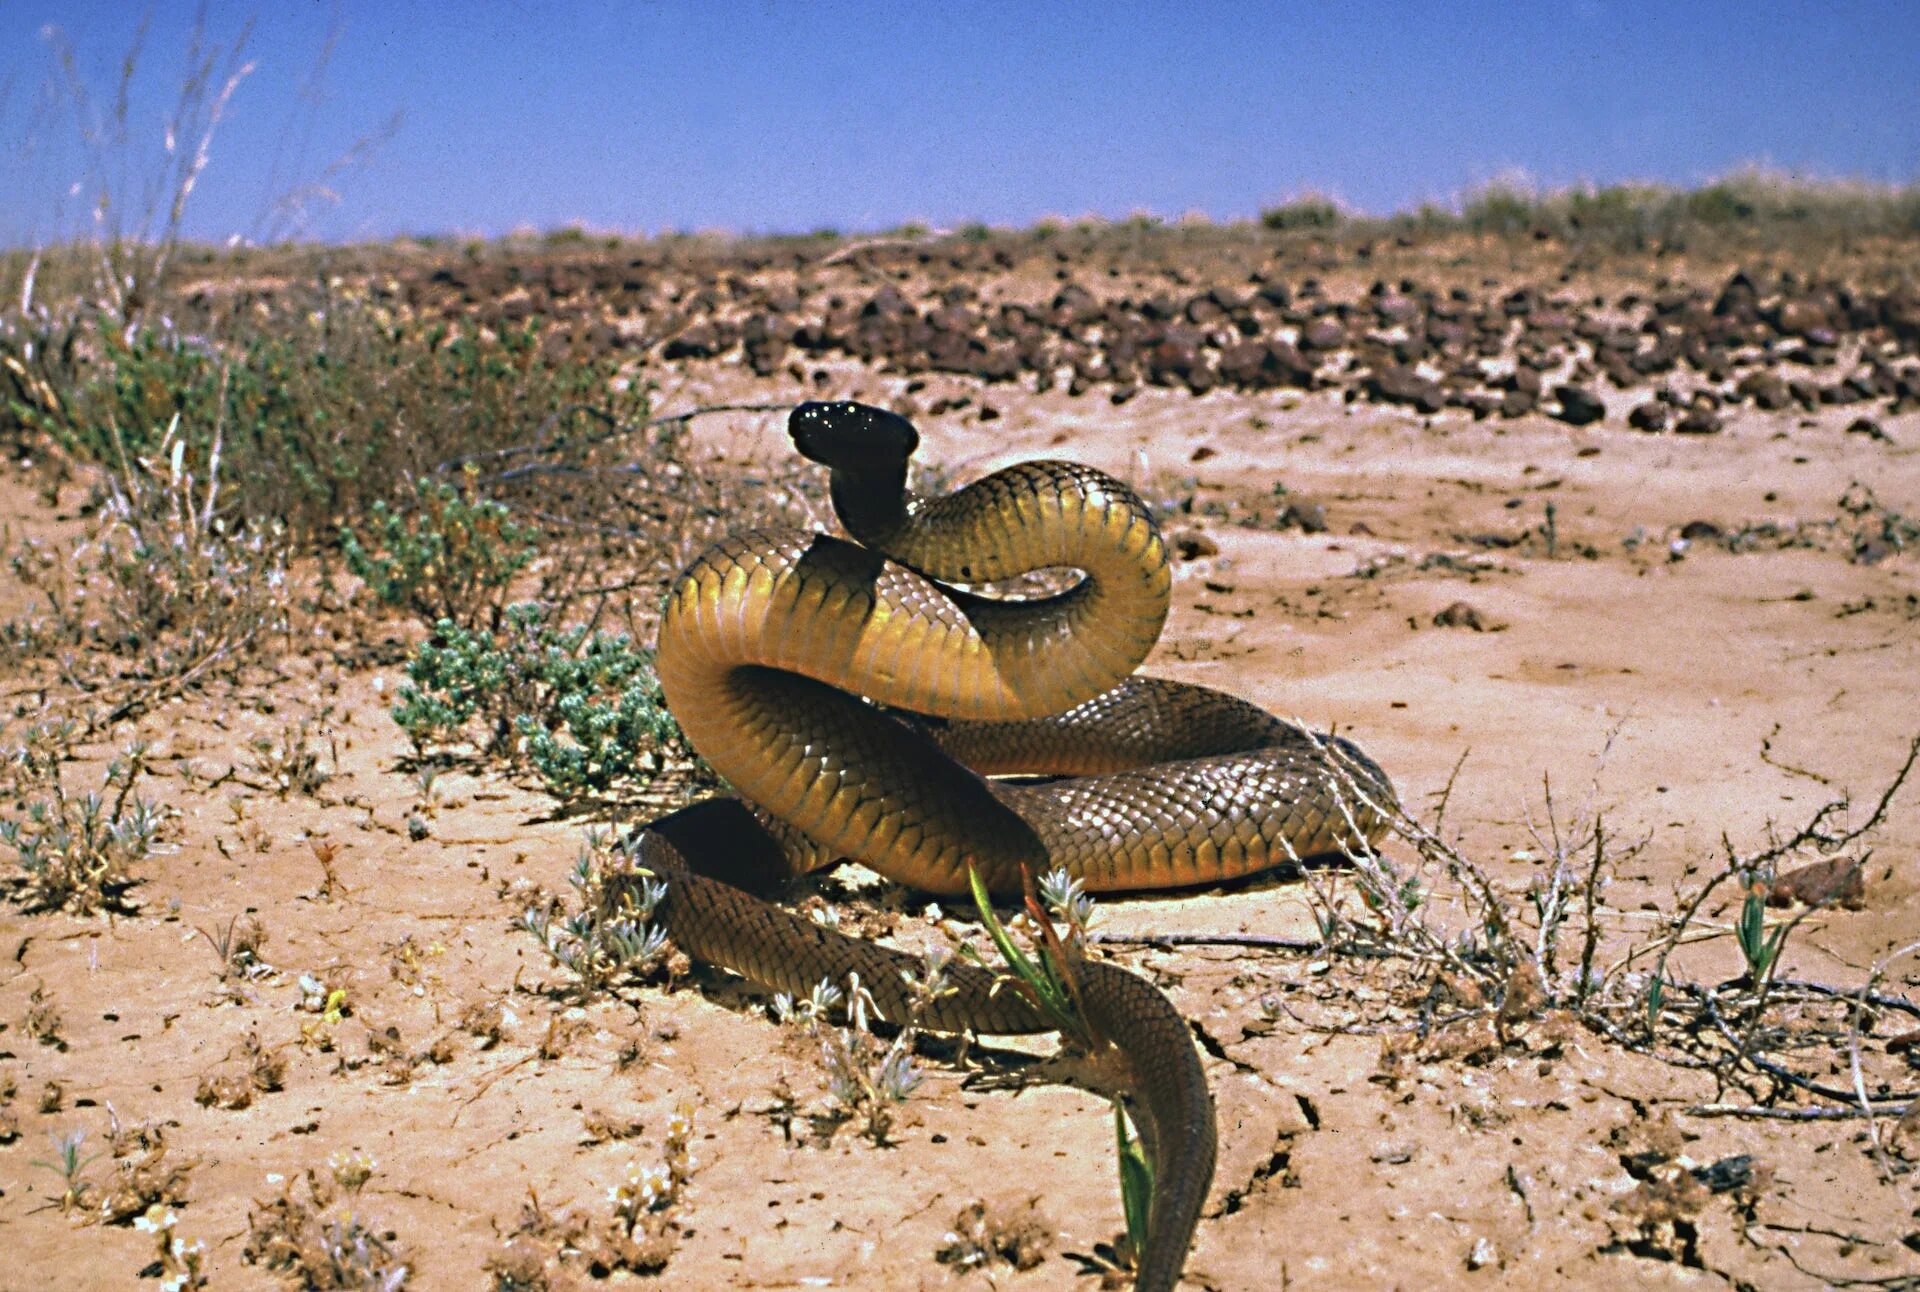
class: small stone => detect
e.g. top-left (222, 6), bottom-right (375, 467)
top-left (1285, 500), bottom-right (1328, 534)
top-left (1551, 383), bottom-right (1605, 426)
top-left (1171, 530), bottom-right (1219, 561)
top-left (1767, 858), bottom-right (1865, 910)
top-left (1433, 601), bottom-right (1491, 631)
top-left (1846, 416), bottom-right (1891, 442)
top-left (1299, 317), bottom-right (1346, 351)
top-left (1366, 364), bottom-right (1445, 413)
top-left (407, 815), bottom-right (431, 841)
top-left (1627, 401), bottom-right (1670, 432)
top-left (1675, 406), bottom-right (1722, 434)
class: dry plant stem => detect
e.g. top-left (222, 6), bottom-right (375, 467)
top-left (1573, 819), bottom-right (1607, 1009)
top-left (1687, 1104), bottom-right (1901, 1121)
top-left (1692, 984), bottom-right (1917, 1107)
top-left (1090, 932), bottom-right (1334, 954)
top-left (1850, 938), bottom-right (1920, 1182)
top-left (41, 11), bottom-right (257, 324)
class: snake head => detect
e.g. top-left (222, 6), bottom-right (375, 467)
top-left (790, 401), bottom-right (919, 470)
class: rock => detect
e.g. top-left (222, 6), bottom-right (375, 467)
top-left (861, 284), bottom-right (912, 319)
top-left (1675, 406), bottom-right (1722, 434)
top-left (1300, 317), bottom-right (1346, 351)
top-left (1737, 370), bottom-right (1792, 410)
top-left (1216, 341), bottom-right (1268, 387)
top-left (1284, 500), bottom-right (1328, 533)
top-left (1846, 416), bottom-right (1891, 442)
top-left (1499, 388), bottom-right (1537, 418)
top-left (1767, 857), bottom-right (1865, 911)
top-left (1374, 292), bottom-right (1421, 326)
top-left (1628, 401), bottom-right (1671, 432)
top-left (1458, 391), bottom-right (1501, 419)
top-left (1713, 270), bottom-right (1761, 319)
top-left (1365, 364), bottom-right (1445, 413)
top-left (1678, 520), bottom-right (1722, 541)
top-left (661, 321), bottom-right (725, 359)
top-left (1433, 601), bottom-right (1494, 631)
top-left (1552, 384), bottom-right (1606, 426)
top-left (1772, 298), bottom-right (1831, 337)
top-left (1171, 530), bottom-right (1219, 560)
top-left (1146, 333), bottom-right (1204, 386)
top-left (1507, 364), bottom-right (1543, 396)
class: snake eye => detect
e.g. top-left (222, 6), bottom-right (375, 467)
top-left (790, 401), bottom-right (919, 469)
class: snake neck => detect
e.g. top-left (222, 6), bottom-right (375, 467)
top-left (825, 462), bottom-right (913, 548)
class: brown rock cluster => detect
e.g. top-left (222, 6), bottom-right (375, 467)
top-left (185, 238), bottom-right (1920, 429)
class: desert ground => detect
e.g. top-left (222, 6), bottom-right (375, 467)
top-left (2, 226), bottom-right (1918, 1289)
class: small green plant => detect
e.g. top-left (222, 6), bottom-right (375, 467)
top-left (1, 720), bottom-right (80, 793)
top-left (607, 1105), bottom-right (697, 1232)
top-left (1734, 878), bottom-right (1791, 985)
top-left (392, 602), bottom-right (693, 798)
top-left (0, 745), bottom-right (172, 913)
top-left (965, 864), bottom-right (1154, 1262)
top-left (772, 967), bottom-right (936, 1146)
top-left (964, 864), bottom-right (1091, 1044)
top-left (1113, 1103), bottom-right (1156, 1266)
top-left (244, 714), bottom-right (333, 799)
top-left (342, 472), bottom-right (539, 631)
top-left (1462, 176), bottom-right (1542, 236)
top-left (522, 830), bottom-right (670, 993)
top-left (2, 412), bottom-right (293, 709)
top-left (32, 1127), bottom-right (104, 1211)
top-left (194, 912), bottom-right (271, 982)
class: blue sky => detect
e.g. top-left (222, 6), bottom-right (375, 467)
top-left (3, 1), bottom-right (1917, 245)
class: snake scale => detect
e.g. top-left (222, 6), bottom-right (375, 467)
top-left (637, 401), bottom-right (1395, 1289)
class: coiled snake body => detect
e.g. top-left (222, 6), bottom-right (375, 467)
top-left (638, 402), bottom-right (1394, 1289)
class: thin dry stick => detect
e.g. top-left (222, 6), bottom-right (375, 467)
top-left (1850, 937), bottom-right (1920, 1182)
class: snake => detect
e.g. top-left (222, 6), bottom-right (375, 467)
top-left (636, 400), bottom-right (1396, 1290)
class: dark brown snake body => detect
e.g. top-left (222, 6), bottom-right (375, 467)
top-left (639, 401), bottom-right (1395, 1289)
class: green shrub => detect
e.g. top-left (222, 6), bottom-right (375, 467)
top-left (392, 603), bottom-right (693, 798)
top-left (1260, 194), bottom-right (1344, 232)
top-left (1461, 179), bottom-right (1541, 236)
top-left (341, 474), bottom-right (539, 631)
top-left (5, 304), bottom-right (646, 545)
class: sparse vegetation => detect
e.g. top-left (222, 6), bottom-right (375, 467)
top-left (770, 969), bottom-right (935, 1146)
top-left (521, 829), bottom-right (671, 993)
top-left (244, 1160), bottom-right (410, 1291)
top-left (1281, 729), bottom-right (1920, 1126)
top-left (342, 473), bottom-right (540, 631)
top-left (0, 744), bottom-right (172, 913)
top-left (393, 604), bottom-right (695, 799)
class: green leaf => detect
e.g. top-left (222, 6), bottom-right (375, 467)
top-left (1115, 1100), bottom-right (1154, 1261)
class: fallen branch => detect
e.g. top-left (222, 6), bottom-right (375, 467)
top-left (1686, 1102), bottom-right (1910, 1121)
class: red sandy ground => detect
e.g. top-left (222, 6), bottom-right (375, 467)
top-left (3, 330), bottom-right (1918, 1289)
